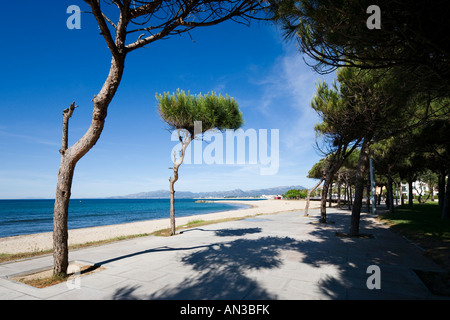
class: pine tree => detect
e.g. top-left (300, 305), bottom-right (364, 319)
top-left (157, 90), bottom-right (243, 235)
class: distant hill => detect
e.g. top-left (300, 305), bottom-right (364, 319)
top-left (110, 185), bottom-right (306, 199)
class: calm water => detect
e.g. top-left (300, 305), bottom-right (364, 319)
top-left (0, 199), bottom-right (253, 238)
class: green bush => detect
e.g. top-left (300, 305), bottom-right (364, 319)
top-left (283, 189), bottom-right (308, 199)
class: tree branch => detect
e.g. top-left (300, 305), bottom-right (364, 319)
top-left (125, 25), bottom-right (175, 51)
top-left (129, 0), bottom-right (164, 19)
top-left (102, 12), bottom-right (118, 29)
top-left (60, 102), bottom-right (77, 155)
top-left (125, 0), bottom-right (267, 52)
top-left (84, 0), bottom-right (121, 59)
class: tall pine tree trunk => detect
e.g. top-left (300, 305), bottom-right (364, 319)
top-left (169, 170), bottom-right (178, 236)
top-left (328, 183), bottom-right (333, 207)
top-left (168, 132), bottom-right (191, 235)
top-left (305, 178), bottom-right (323, 216)
top-left (53, 56), bottom-right (125, 276)
top-left (349, 138), bottom-right (370, 236)
top-left (438, 170), bottom-right (446, 210)
top-left (320, 172), bottom-right (333, 223)
top-left (408, 178), bottom-right (414, 208)
top-left (377, 185), bottom-right (383, 205)
top-left (366, 182), bottom-right (370, 212)
top-left (386, 169), bottom-right (394, 214)
top-left (336, 172), bottom-right (342, 209)
top-left (53, 159), bottom-right (76, 275)
top-left (349, 185), bottom-right (353, 209)
top-left (401, 184), bottom-right (405, 205)
top-left (442, 173), bottom-right (450, 219)
top-left (344, 182), bottom-right (348, 207)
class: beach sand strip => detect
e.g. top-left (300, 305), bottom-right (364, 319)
top-left (0, 199), bottom-right (320, 255)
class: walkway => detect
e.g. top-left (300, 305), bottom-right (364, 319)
top-left (0, 208), bottom-right (448, 300)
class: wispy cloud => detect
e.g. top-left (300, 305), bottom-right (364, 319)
top-left (0, 170), bottom-right (56, 199)
top-left (251, 49), bottom-right (315, 110)
top-left (0, 129), bottom-right (59, 147)
top-left (251, 47), bottom-right (333, 152)
top-left (242, 46), bottom-right (337, 187)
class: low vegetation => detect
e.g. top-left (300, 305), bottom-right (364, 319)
top-left (379, 202), bottom-right (450, 243)
top-left (282, 189), bottom-right (309, 199)
top-left (379, 202), bottom-right (450, 275)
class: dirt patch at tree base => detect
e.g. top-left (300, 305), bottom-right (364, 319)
top-left (10, 261), bottom-right (104, 288)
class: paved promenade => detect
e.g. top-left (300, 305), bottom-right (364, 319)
top-left (0, 207), bottom-right (448, 300)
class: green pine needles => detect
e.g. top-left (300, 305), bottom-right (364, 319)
top-left (156, 89), bottom-right (244, 135)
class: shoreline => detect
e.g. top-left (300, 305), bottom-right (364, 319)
top-left (0, 199), bottom-right (321, 255)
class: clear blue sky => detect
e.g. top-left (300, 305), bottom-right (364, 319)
top-left (0, 1), bottom-right (336, 199)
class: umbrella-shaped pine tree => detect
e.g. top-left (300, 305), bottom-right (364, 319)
top-left (156, 90), bottom-right (244, 235)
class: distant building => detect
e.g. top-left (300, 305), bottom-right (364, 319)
top-left (262, 194), bottom-right (282, 200)
top-left (399, 181), bottom-right (440, 205)
top-left (401, 181), bottom-right (432, 196)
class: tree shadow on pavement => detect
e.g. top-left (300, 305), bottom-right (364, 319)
top-left (180, 227), bottom-right (262, 237)
top-left (111, 236), bottom-right (308, 300)
top-left (111, 212), bottom-right (442, 300)
top-left (149, 236), bottom-right (306, 300)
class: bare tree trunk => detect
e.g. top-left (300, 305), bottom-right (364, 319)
top-left (349, 138), bottom-right (370, 236)
top-left (438, 170), bottom-right (446, 210)
top-left (53, 159), bottom-right (75, 275)
top-left (344, 182), bottom-right (348, 207)
top-left (305, 178), bottom-right (323, 216)
top-left (169, 131), bottom-right (191, 235)
top-left (377, 185), bottom-right (383, 205)
top-left (430, 182), bottom-right (434, 201)
top-left (337, 177), bottom-right (342, 209)
top-left (320, 159), bottom-right (346, 222)
top-left (366, 182), bottom-right (370, 212)
top-left (169, 170), bottom-right (178, 236)
top-left (395, 181), bottom-right (399, 206)
top-left (328, 182), bottom-right (333, 207)
top-left (401, 184), bottom-right (405, 205)
top-left (414, 183), bottom-right (423, 203)
top-left (320, 173), bottom-right (334, 223)
top-left (349, 185), bottom-right (353, 209)
top-left (387, 172), bottom-right (394, 213)
top-left (442, 173), bottom-right (450, 219)
top-left (53, 56), bottom-right (125, 276)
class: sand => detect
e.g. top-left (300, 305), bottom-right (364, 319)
top-left (0, 199), bottom-right (320, 255)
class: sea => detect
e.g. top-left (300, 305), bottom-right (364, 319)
top-left (0, 198), bottom-right (256, 238)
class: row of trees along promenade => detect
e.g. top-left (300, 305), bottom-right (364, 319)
top-left (273, 0), bottom-right (450, 237)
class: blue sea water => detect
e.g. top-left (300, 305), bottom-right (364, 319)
top-left (0, 199), bottom-right (254, 238)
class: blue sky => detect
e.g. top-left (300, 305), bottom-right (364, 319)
top-left (0, 1), bottom-right (336, 199)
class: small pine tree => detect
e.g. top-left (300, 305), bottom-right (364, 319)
top-left (157, 90), bottom-right (244, 235)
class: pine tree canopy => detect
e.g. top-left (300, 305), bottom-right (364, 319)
top-left (156, 89), bottom-right (244, 136)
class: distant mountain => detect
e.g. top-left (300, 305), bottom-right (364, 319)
top-left (110, 185), bottom-right (306, 199)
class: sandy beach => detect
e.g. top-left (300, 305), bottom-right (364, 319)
top-left (0, 199), bottom-right (320, 255)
